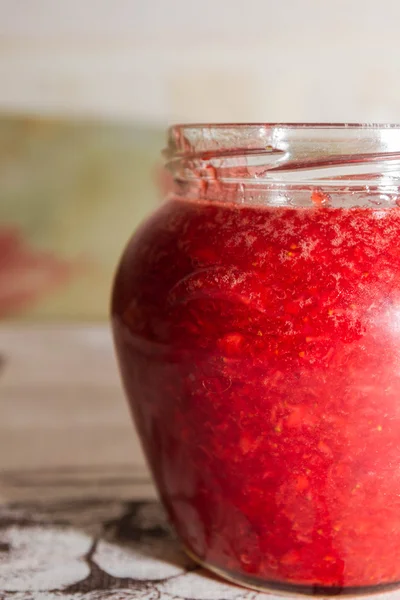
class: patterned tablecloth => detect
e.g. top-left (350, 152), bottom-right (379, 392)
top-left (0, 466), bottom-right (271, 600)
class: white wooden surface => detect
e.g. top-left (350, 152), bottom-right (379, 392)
top-left (0, 324), bottom-right (147, 478)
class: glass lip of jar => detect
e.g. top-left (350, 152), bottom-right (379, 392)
top-left (165, 123), bottom-right (400, 190)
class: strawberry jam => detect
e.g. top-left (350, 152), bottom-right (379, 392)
top-left (112, 124), bottom-right (400, 594)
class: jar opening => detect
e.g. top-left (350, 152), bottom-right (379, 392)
top-left (165, 123), bottom-right (400, 191)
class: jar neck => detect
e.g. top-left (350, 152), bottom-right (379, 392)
top-left (164, 124), bottom-right (400, 205)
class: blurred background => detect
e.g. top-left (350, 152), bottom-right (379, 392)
top-left (2, 0), bottom-right (400, 321)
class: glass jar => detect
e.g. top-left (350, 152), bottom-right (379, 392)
top-left (112, 124), bottom-right (400, 595)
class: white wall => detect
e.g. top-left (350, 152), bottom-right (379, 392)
top-left (0, 0), bottom-right (399, 123)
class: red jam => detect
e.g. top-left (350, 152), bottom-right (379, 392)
top-left (112, 196), bottom-right (400, 593)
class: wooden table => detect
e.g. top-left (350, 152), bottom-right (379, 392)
top-left (0, 324), bottom-right (270, 600)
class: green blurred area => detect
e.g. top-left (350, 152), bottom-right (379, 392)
top-left (0, 116), bottom-right (163, 321)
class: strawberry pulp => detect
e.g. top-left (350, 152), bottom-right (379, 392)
top-left (113, 196), bottom-right (400, 592)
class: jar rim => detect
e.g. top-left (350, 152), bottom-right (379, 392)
top-left (165, 123), bottom-right (400, 190)
top-left (170, 122), bottom-right (400, 131)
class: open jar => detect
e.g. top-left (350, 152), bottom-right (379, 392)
top-left (112, 124), bottom-right (400, 594)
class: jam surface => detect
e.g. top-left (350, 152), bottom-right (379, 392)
top-left (112, 197), bottom-right (400, 591)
